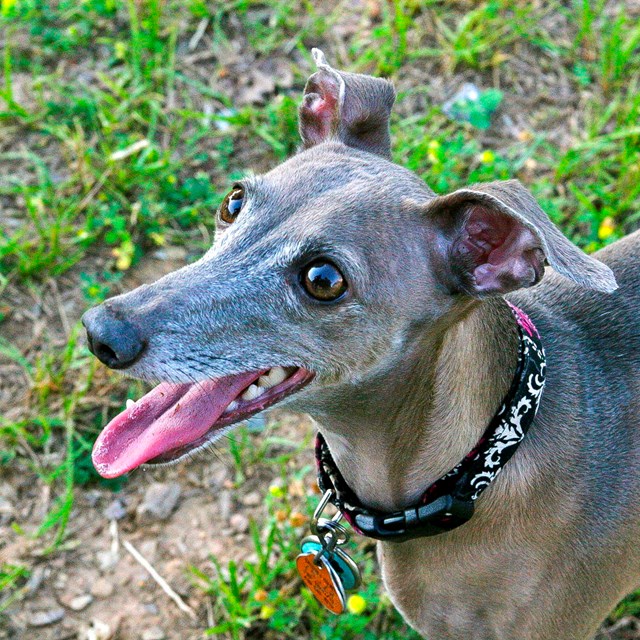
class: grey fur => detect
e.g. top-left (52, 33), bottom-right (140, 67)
top-left (83, 51), bottom-right (640, 640)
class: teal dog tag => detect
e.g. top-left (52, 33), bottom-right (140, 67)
top-left (300, 536), bottom-right (361, 591)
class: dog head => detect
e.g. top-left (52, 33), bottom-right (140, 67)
top-left (83, 50), bottom-right (616, 478)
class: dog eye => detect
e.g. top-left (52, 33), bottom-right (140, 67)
top-left (301, 260), bottom-right (347, 301)
top-left (219, 186), bottom-right (244, 224)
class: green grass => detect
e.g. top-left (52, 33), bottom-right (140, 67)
top-left (190, 457), bottom-right (420, 639)
top-left (0, 0), bottom-right (639, 637)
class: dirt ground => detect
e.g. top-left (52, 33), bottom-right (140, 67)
top-left (2, 1), bottom-right (640, 638)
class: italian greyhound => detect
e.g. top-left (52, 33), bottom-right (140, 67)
top-left (82, 50), bottom-right (640, 639)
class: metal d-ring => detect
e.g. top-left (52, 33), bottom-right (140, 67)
top-left (310, 490), bottom-right (350, 545)
top-left (309, 490), bottom-right (352, 566)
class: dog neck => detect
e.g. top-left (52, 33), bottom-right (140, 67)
top-left (312, 297), bottom-right (519, 513)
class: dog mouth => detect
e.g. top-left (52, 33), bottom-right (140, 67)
top-left (91, 366), bottom-right (314, 478)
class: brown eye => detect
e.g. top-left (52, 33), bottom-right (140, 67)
top-left (219, 186), bottom-right (244, 224)
top-left (302, 260), bottom-right (347, 301)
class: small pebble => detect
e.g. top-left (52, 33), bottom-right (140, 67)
top-left (142, 626), bottom-right (166, 640)
top-left (241, 491), bottom-right (261, 507)
top-left (103, 499), bottom-right (127, 521)
top-left (218, 490), bottom-right (232, 520)
top-left (79, 619), bottom-right (112, 640)
top-left (0, 497), bottom-right (14, 523)
top-left (25, 566), bottom-right (46, 594)
top-left (28, 608), bottom-right (65, 627)
top-left (91, 578), bottom-right (114, 599)
top-left (229, 513), bottom-right (249, 533)
top-left (96, 549), bottom-right (119, 571)
top-left (136, 483), bottom-right (181, 522)
top-left (69, 594), bottom-right (93, 611)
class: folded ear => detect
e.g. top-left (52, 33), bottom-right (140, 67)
top-left (298, 48), bottom-right (396, 158)
top-left (424, 179), bottom-right (618, 296)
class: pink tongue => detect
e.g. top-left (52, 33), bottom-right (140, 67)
top-left (92, 371), bottom-right (260, 478)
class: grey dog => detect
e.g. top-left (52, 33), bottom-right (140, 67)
top-left (83, 50), bottom-right (640, 639)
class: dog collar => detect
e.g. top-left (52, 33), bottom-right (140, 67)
top-left (315, 302), bottom-right (546, 542)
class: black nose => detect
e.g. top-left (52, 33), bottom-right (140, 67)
top-left (82, 304), bottom-right (146, 370)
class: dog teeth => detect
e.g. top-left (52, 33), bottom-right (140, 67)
top-left (241, 367), bottom-right (293, 402)
top-left (226, 400), bottom-right (238, 413)
top-left (257, 366), bottom-right (289, 389)
top-left (241, 384), bottom-right (261, 401)
top-left (126, 399), bottom-right (135, 409)
top-left (268, 366), bottom-right (288, 386)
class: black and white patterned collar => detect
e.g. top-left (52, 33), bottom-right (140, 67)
top-left (315, 301), bottom-right (546, 542)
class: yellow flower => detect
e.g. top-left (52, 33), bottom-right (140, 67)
top-left (1, 0), bottom-right (16, 16)
top-left (112, 240), bottom-right (134, 271)
top-left (347, 594), bottom-right (367, 614)
top-left (479, 150), bottom-right (495, 164)
top-left (269, 484), bottom-right (285, 498)
top-left (598, 217), bottom-right (615, 240)
top-left (149, 232), bottom-right (165, 246)
top-left (114, 41), bottom-right (127, 60)
top-left (427, 140), bottom-right (441, 164)
top-left (260, 605), bottom-right (276, 619)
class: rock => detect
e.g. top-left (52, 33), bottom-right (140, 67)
top-left (229, 513), bottom-right (249, 533)
top-left (0, 497), bottom-right (14, 523)
top-left (0, 481), bottom-right (17, 502)
top-left (143, 602), bottom-right (159, 615)
top-left (136, 483), bottom-right (181, 522)
top-left (28, 607), bottom-right (65, 627)
top-left (53, 572), bottom-right (68, 590)
top-left (91, 578), bottom-right (114, 599)
top-left (79, 619), bottom-right (114, 640)
top-left (207, 466), bottom-right (229, 489)
top-left (69, 594), bottom-right (93, 611)
top-left (241, 491), bottom-right (261, 507)
top-left (85, 490), bottom-right (102, 507)
top-left (103, 498), bottom-right (127, 521)
top-left (139, 539), bottom-right (158, 559)
top-left (142, 626), bottom-right (166, 640)
top-left (218, 490), bottom-right (231, 520)
top-left (96, 549), bottom-right (119, 571)
top-left (25, 566), bottom-right (46, 594)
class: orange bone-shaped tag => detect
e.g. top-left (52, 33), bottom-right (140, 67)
top-left (296, 552), bottom-right (346, 614)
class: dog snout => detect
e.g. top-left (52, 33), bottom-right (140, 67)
top-left (82, 304), bottom-right (147, 370)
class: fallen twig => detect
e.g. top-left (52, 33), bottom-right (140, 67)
top-left (122, 539), bottom-right (196, 619)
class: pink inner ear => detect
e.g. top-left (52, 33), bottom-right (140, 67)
top-left (299, 70), bottom-right (341, 147)
top-left (460, 206), bottom-right (543, 294)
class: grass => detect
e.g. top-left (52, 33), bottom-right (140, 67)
top-left (190, 459), bottom-right (419, 639)
top-left (0, 0), bottom-right (639, 637)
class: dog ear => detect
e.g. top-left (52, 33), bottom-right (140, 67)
top-left (424, 179), bottom-right (618, 296)
top-left (298, 48), bottom-right (396, 158)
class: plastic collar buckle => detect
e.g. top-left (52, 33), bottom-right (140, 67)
top-left (353, 494), bottom-right (475, 542)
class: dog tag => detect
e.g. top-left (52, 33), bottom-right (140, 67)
top-left (296, 551), bottom-right (346, 614)
top-left (301, 537), bottom-right (360, 591)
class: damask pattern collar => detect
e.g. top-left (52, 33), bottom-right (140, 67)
top-left (315, 302), bottom-right (546, 542)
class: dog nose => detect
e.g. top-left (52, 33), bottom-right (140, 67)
top-left (82, 304), bottom-right (146, 370)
